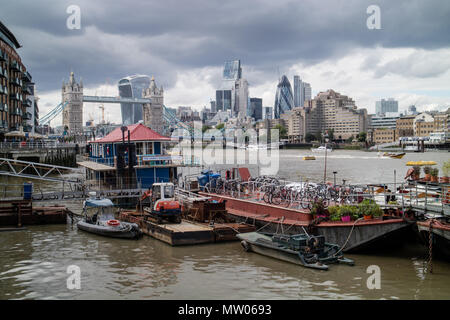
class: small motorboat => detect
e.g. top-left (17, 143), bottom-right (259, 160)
top-left (77, 197), bottom-right (142, 239)
top-left (237, 232), bottom-right (354, 270)
top-left (382, 152), bottom-right (405, 159)
top-left (303, 156), bottom-right (316, 160)
top-left (311, 146), bottom-right (332, 152)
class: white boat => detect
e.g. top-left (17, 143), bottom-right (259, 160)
top-left (311, 146), bottom-right (332, 152)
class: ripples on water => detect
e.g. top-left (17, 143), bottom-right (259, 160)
top-left (1, 150), bottom-right (450, 299)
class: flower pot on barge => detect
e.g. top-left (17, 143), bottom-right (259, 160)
top-left (341, 215), bottom-right (351, 222)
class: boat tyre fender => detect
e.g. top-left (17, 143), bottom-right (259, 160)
top-left (240, 240), bottom-right (250, 252)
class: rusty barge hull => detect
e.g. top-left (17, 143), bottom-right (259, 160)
top-left (200, 192), bottom-right (413, 253)
top-left (119, 211), bottom-right (255, 246)
top-left (417, 220), bottom-right (450, 259)
top-left (0, 199), bottom-right (69, 227)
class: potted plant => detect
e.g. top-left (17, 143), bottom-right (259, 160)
top-left (430, 168), bottom-right (439, 183)
top-left (442, 161), bottom-right (450, 183)
top-left (358, 199), bottom-right (383, 220)
top-left (328, 205), bottom-right (341, 221)
top-left (412, 166), bottom-right (421, 180)
top-left (423, 166), bottom-right (432, 181)
top-left (310, 199), bottom-right (328, 219)
top-left (339, 205), bottom-right (354, 222)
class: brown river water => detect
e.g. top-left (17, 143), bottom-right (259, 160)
top-left (1, 149), bottom-right (449, 299)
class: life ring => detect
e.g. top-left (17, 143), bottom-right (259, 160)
top-left (405, 168), bottom-right (414, 179)
top-left (107, 219), bottom-right (120, 226)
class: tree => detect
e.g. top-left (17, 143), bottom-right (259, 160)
top-left (215, 123), bottom-right (225, 130)
top-left (326, 129), bottom-right (334, 141)
top-left (202, 125), bottom-right (212, 133)
top-left (305, 133), bottom-right (316, 143)
top-left (358, 132), bottom-right (367, 142)
top-left (315, 132), bottom-right (323, 143)
top-left (274, 124), bottom-right (287, 139)
top-left (346, 135), bottom-right (354, 143)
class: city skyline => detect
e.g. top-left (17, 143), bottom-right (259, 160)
top-left (1, 0), bottom-right (450, 125)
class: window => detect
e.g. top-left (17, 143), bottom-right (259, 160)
top-left (146, 142), bottom-right (153, 154)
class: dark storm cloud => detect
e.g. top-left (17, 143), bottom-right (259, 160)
top-left (1, 0), bottom-right (449, 91)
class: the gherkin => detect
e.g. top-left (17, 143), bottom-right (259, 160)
top-left (274, 75), bottom-right (294, 119)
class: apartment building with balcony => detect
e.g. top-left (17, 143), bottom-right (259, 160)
top-left (0, 21), bottom-right (34, 137)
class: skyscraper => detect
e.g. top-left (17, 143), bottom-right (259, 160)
top-left (293, 75), bottom-right (302, 108)
top-left (232, 78), bottom-right (249, 118)
top-left (215, 89), bottom-right (232, 111)
top-left (303, 82), bottom-right (311, 102)
top-left (250, 98), bottom-right (263, 120)
top-left (274, 75), bottom-right (294, 119)
top-left (375, 98), bottom-right (399, 115)
top-left (118, 75), bottom-right (151, 125)
top-left (223, 60), bottom-right (242, 81)
top-left (293, 75), bottom-right (312, 108)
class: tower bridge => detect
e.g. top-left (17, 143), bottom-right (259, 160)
top-left (40, 72), bottom-right (196, 137)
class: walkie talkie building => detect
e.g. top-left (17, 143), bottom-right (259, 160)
top-left (118, 75), bottom-right (151, 125)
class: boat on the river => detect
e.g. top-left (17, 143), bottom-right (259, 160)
top-left (417, 219), bottom-right (450, 259)
top-left (237, 232), bottom-right (354, 270)
top-left (303, 156), bottom-right (316, 160)
top-left (77, 197), bottom-right (142, 239)
top-left (381, 152), bottom-right (406, 159)
top-left (311, 146), bottom-right (332, 152)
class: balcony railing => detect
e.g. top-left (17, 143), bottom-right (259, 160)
top-left (0, 50), bottom-right (6, 61)
top-left (23, 98), bottom-right (32, 107)
top-left (10, 61), bottom-right (22, 72)
top-left (0, 67), bottom-right (7, 78)
top-left (22, 71), bottom-right (32, 83)
top-left (85, 154), bottom-right (200, 168)
top-left (10, 77), bottom-right (22, 87)
top-left (10, 92), bottom-right (22, 101)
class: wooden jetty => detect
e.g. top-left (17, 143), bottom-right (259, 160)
top-left (119, 208), bottom-right (255, 246)
top-left (0, 199), bottom-right (70, 228)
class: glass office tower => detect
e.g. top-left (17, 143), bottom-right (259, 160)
top-left (274, 75), bottom-right (294, 119)
top-left (118, 75), bottom-right (151, 125)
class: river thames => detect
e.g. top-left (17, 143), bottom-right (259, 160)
top-left (1, 150), bottom-right (449, 299)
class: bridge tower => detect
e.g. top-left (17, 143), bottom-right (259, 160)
top-left (62, 72), bottom-right (83, 135)
top-left (143, 76), bottom-right (164, 135)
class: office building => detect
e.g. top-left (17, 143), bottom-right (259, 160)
top-left (375, 98), bottom-right (398, 115)
top-left (300, 89), bottom-right (368, 140)
top-left (118, 75), bottom-right (151, 125)
top-left (274, 75), bottom-right (294, 119)
top-left (250, 98), bottom-right (263, 121)
top-left (263, 106), bottom-right (273, 120)
top-left (293, 75), bottom-right (312, 108)
top-left (232, 78), bottom-right (249, 118)
top-left (215, 89), bottom-right (231, 111)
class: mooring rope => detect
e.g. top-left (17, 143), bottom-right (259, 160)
top-left (333, 217), bottom-right (364, 256)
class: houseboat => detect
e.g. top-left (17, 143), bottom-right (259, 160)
top-left (78, 123), bottom-right (198, 190)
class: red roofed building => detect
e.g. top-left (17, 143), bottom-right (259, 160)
top-left (79, 123), bottom-right (196, 188)
top-left (91, 123), bottom-right (171, 144)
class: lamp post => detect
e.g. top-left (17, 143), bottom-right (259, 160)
top-left (323, 134), bottom-right (329, 183)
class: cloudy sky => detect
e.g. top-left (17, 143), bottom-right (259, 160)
top-left (2, 0), bottom-right (450, 125)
